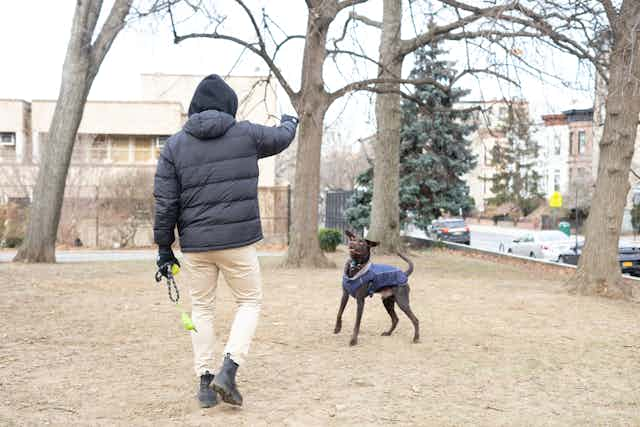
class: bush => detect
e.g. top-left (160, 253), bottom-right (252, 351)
top-left (2, 237), bottom-right (23, 248)
top-left (318, 228), bottom-right (343, 252)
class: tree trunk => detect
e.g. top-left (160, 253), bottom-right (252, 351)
top-left (568, 6), bottom-right (640, 299)
top-left (367, 0), bottom-right (403, 253)
top-left (285, 103), bottom-right (333, 267)
top-left (14, 0), bottom-right (131, 263)
top-left (283, 2), bottom-right (333, 267)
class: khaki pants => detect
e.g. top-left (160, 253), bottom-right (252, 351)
top-left (183, 244), bottom-right (262, 376)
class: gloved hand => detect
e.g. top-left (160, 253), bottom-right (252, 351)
top-left (157, 246), bottom-right (180, 278)
top-left (281, 114), bottom-right (299, 126)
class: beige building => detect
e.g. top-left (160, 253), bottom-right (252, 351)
top-left (0, 99), bottom-right (31, 164)
top-left (462, 99), bottom-right (530, 212)
top-left (0, 74), bottom-right (288, 247)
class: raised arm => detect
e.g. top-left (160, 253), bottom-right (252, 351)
top-left (251, 114), bottom-right (298, 159)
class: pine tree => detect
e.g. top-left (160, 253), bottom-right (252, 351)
top-left (485, 104), bottom-right (544, 217)
top-left (347, 44), bottom-right (477, 233)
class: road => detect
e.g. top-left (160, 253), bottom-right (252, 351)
top-left (406, 224), bottom-right (640, 253)
top-left (404, 225), bottom-right (517, 252)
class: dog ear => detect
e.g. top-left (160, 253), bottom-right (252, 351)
top-left (365, 239), bottom-right (379, 247)
top-left (345, 230), bottom-right (356, 240)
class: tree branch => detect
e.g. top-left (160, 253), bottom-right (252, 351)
top-left (90, 0), bottom-right (133, 76)
top-left (329, 77), bottom-right (451, 103)
top-left (338, 0), bottom-right (368, 11)
top-left (170, 3), bottom-right (299, 103)
top-left (349, 11), bottom-right (382, 29)
top-left (399, 1), bottom-right (521, 56)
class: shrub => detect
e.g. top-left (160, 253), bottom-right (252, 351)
top-left (318, 228), bottom-right (343, 252)
top-left (2, 237), bottom-right (23, 248)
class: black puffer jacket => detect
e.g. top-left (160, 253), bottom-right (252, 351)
top-left (153, 75), bottom-right (297, 252)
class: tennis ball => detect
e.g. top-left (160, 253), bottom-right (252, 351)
top-left (171, 264), bottom-right (181, 276)
top-left (181, 312), bottom-right (196, 332)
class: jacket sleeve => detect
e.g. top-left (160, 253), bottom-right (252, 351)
top-left (153, 142), bottom-right (180, 247)
top-left (251, 118), bottom-right (297, 159)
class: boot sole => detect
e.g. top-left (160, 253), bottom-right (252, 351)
top-left (199, 399), bottom-right (218, 408)
top-left (211, 381), bottom-right (242, 406)
top-left (198, 392), bottom-right (218, 408)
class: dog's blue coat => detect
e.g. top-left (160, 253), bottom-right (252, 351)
top-left (342, 263), bottom-right (408, 297)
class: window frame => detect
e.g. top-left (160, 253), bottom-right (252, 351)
top-left (0, 132), bottom-right (16, 146)
top-left (578, 130), bottom-right (586, 154)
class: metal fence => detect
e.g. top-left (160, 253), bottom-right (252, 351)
top-left (0, 184), bottom-right (290, 249)
top-left (324, 190), bottom-right (353, 242)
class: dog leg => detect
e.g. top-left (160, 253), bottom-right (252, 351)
top-left (334, 289), bottom-right (349, 334)
top-left (394, 287), bottom-right (420, 343)
top-left (350, 296), bottom-right (366, 346)
top-left (381, 296), bottom-right (399, 336)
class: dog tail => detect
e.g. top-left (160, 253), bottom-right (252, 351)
top-left (397, 252), bottom-right (414, 277)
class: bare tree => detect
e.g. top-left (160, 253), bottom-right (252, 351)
top-left (14, 0), bottom-right (133, 262)
top-left (567, 1), bottom-right (640, 298)
top-left (407, 0), bottom-right (638, 298)
top-left (170, 0), bottom-right (445, 267)
top-left (344, 0), bottom-right (532, 252)
top-left (170, 0), bottom-right (509, 265)
top-left (100, 169), bottom-right (155, 248)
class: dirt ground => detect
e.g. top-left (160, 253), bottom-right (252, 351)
top-left (1, 248), bottom-right (639, 426)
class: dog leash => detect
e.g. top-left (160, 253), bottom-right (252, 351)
top-left (155, 264), bottom-right (197, 332)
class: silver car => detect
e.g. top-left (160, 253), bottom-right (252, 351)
top-left (506, 230), bottom-right (574, 261)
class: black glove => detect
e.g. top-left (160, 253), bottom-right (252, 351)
top-left (281, 114), bottom-right (299, 126)
top-left (157, 246), bottom-right (180, 278)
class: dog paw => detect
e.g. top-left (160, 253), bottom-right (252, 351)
top-left (381, 331), bottom-right (391, 336)
top-left (349, 338), bottom-right (358, 346)
top-left (333, 327), bottom-right (341, 334)
top-left (412, 337), bottom-right (420, 343)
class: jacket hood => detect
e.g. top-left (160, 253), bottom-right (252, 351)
top-left (183, 110), bottom-right (236, 139)
top-left (188, 74), bottom-right (238, 118)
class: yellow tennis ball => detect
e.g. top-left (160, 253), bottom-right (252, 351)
top-left (181, 312), bottom-right (196, 332)
top-left (171, 264), bottom-right (181, 276)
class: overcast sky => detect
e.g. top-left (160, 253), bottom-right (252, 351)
top-left (0, 0), bottom-right (594, 142)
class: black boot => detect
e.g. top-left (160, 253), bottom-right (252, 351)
top-left (198, 371), bottom-right (217, 408)
top-left (211, 354), bottom-right (243, 406)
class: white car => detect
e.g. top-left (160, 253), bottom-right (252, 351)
top-left (506, 230), bottom-right (575, 261)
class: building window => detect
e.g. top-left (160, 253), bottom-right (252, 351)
top-left (155, 135), bottom-right (170, 159)
top-left (569, 132), bottom-right (574, 155)
top-left (134, 136), bottom-right (154, 163)
top-left (553, 172), bottom-right (561, 191)
top-left (0, 132), bottom-right (16, 146)
top-left (0, 132), bottom-right (16, 162)
top-left (89, 135), bottom-right (110, 163)
top-left (111, 135), bottom-right (130, 163)
top-left (553, 135), bottom-right (561, 156)
top-left (578, 130), bottom-right (586, 154)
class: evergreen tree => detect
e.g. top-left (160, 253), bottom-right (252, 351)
top-left (485, 104), bottom-right (544, 217)
top-left (346, 44), bottom-right (477, 233)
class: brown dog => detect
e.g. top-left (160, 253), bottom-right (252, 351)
top-left (334, 231), bottom-right (419, 346)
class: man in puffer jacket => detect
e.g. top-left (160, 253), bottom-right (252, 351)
top-left (153, 74), bottom-right (297, 408)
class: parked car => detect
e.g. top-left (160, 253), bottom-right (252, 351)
top-left (428, 218), bottom-right (470, 245)
top-left (505, 230), bottom-right (574, 261)
top-left (558, 243), bottom-right (640, 276)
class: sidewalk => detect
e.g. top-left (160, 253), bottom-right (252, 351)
top-left (0, 249), bottom-right (285, 263)
top-left (469, 224), bottom-right (528, 237)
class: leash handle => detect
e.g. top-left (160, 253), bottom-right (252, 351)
top-left (155, 265), bottom-right (180, 303)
